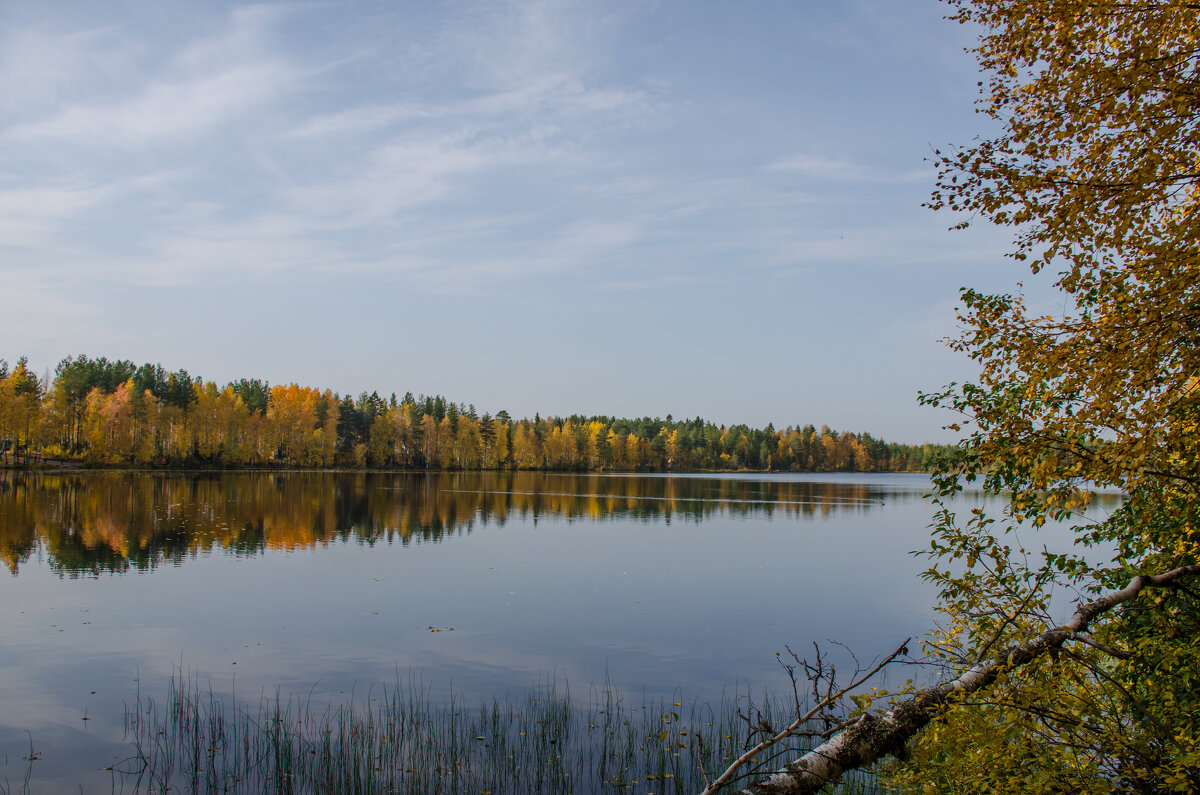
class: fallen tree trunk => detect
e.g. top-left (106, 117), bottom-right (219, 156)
top-left (706, 564), bottom-right (1200, 795)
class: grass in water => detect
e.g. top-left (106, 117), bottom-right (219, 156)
top-left (116, 674), bottom-right (883, 794)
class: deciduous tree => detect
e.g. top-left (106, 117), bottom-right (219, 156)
top-left (903, 1), bottom-right (1200, 787)
top-left (721, 2), bottom-right (1200, 792)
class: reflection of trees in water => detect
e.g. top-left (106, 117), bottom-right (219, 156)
top-left (0, 476), bottom-right (38, 574)
top-left (0, 472), bottom-right (938, 575)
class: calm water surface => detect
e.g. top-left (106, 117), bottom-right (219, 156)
top-left (0, 471), bottom-right (969, 791)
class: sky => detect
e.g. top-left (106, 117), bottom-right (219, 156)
top-left (1, 0), bottom-right (1037, 442)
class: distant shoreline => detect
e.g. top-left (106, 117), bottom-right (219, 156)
top-left (1, 459), bottom-right (935, 475)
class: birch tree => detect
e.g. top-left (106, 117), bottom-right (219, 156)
top-left (717, 2), bottom-right (1200, 791)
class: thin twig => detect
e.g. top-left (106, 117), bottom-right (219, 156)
top-left (698, 638), bottom-right (910, 795)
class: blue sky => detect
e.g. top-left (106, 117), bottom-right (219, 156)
top-left (1, 0), bottom-right (1033, 442)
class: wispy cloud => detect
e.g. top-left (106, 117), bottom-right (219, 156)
top-left (0, 183), bottom-right (110, 249)
top-left (6, 5), bottom-right (296, 145)
top-left (278, 126), bottom-right (574, 232)
top-left (767, 154), bottom-right (866, 181)
top-left (0, 0), bottom-right (674, 289)
top-left (767, 153), bottom-right (930, 185)
top-left (140, 212), bottom-right (350, 285)
top-left (285, 104), bottom-right (431, 140)
top-left (13, 63), bottom-right (293, 144)
top-left (0, 25), bottom-right (132, 117)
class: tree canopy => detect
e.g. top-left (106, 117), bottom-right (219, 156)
top-left (707, 3), bottom-right (1200, 792)
top-left (909, 0), bottom-right (1200, 790)
top-left (0, 352), bottom-right (943, 473)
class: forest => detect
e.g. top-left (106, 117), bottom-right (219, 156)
top-left (0, 354), bottom-right (945, 472)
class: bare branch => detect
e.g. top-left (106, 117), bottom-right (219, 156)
top-left (698, 639), bottom-right (910, 795)
top-left (715, 564), bottom-right (1200, 795)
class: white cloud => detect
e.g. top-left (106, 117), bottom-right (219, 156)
top-left (13, 62), bottom-right (293, 144)
top-left (767, 154), bottom-right (866, 180)
top-left (135, 211), bottom-right (352, 285)
top-left (6, 6), bottom-right (297, 145)
top-left (0, 183), bottom-right (111, 248)
top-left (0, 25), bottom-right (133, 117)
top-left (172, 4), bottom-right (283, 73)
top-left (767, 153), bottom-right (931, 185)
top-left (286, 104), bottom-right (430, 140)
top-left (0, 0), bottom-right (667, 293)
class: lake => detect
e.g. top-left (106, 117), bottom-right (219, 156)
top-left (0, 471), bottom-right (989, 792)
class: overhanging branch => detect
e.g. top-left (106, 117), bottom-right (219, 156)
top-left (715, 563), bottom-right (1200, 795)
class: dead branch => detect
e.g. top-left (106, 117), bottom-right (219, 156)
top-left (699, 639), bottom-right (910, 795)
top-left (710, 563), bottom-right (1200, 795)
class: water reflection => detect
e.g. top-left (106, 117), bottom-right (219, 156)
top-left (0, 471), bottom-right (931, 576)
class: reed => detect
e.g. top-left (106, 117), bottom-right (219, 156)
top-left (116, 674), bottom-right (884, 794)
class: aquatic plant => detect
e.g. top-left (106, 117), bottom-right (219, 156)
top-left (116, 674), bottom-right (883, 794)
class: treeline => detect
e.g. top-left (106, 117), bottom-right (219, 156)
top-left (0, 354), bottom-right (948, 472)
